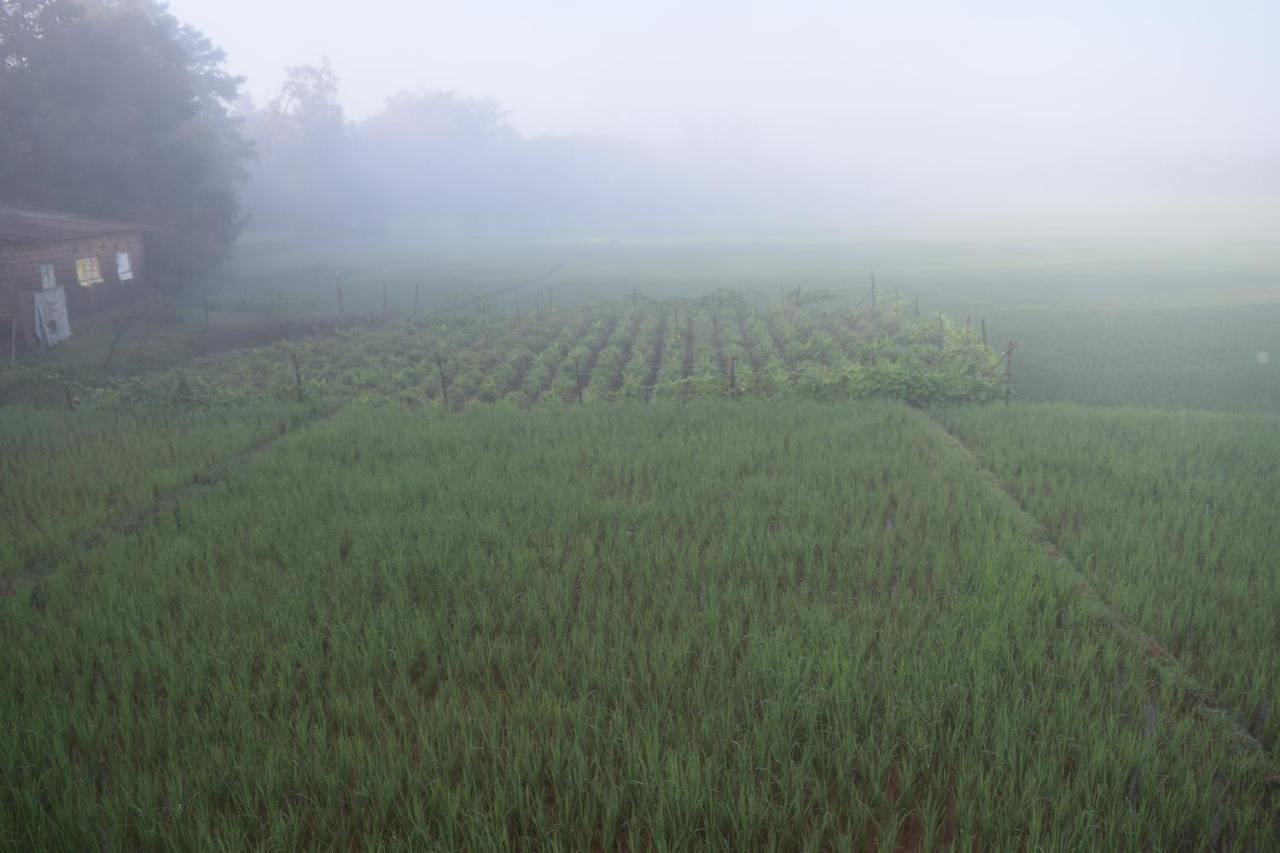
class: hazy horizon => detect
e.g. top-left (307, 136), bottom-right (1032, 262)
top-left (167, 1), bottom-right (1280, 240)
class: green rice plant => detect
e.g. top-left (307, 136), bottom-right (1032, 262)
top-left (983, 303), bottom-right (1280, 413)
top-left (0, 402), bottom-right (309, 582)
top-left (1, 402), bottom-right (1275, 849)
top-left (938, 402), bottom-right (1280, 751)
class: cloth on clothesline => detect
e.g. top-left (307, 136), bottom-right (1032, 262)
top-left (34, 286), bottom-right (71, 348)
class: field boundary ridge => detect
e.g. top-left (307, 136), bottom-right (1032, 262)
top-left (914, 408), bottom-right (1280, 783)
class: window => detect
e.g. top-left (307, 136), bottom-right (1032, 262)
top-left (116, 251), bottom-right (133, 281)
top-left (75, 257), bottom-right (103, 286)
top-left (39, 263), bottom-right (56, 290)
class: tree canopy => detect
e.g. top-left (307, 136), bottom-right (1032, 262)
top-left (0, 0), bottom-right (250, 283)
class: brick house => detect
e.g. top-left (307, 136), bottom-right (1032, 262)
top-left (0, 203), bottom-right (150, 349)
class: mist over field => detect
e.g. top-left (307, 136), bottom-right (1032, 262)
top-left (5, 2), bottom-right (1280, 849)
top-left (167, 0), bottom-right (1280, 247)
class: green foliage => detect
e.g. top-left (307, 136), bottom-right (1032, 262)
top-left (2, 402), bottom-right (1275, 848)
top-left (986, 303), bottom-right (1280, 413)
top-left (101, 291), bottom-right (1005, 408)
top-left (0, 0), bottom-right (250, 281)
top-left (939, 403), bottom-right (1280, 752)
top-left (0, 402), bottom-right (310, 580)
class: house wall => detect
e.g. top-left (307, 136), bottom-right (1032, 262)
top-left (0, 231), bottom-right (146, 344)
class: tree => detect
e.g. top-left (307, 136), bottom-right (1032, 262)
top-left (0, 0), bottom-right (251, 284)
top-left (241, 60), bottom-right (377, 232)
top-left (355, 89), bottom-right (521, 224)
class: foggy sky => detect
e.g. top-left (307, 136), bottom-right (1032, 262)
top-left (168, 0), bottom-right (1280, 237)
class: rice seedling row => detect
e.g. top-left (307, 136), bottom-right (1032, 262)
top-left (0, 402), bottom-right (312, 582)
top-left (3, 402), bottom-right (1276, 849)
top-left (938, 403), bottom-right (1280, 753)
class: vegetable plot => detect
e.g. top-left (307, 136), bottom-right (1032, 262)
top-left (108, 291), bottom-right (1005, 408)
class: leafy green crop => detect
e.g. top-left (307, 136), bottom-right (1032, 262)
top-left (98, 291), bottom-right (1005, 409)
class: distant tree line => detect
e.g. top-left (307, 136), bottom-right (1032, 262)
top-left (1, 1), bottom-right (818, 286)
top-left (0, 0), bottom-right (248, 283)
top-left (240, 60), bottom-right (702, 238)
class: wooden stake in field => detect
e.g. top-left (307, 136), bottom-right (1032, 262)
top-left (575, 359), bottom-right (584, 404)
top-left (288, 349), bottom-right (305, 402)
top-left (336, 273), bottom-right (344, 316)
top-left (1004, 341), bottom-right (1016, 405)
top-left (101, 327), bottom-right (126, 371)
top-left (981, 317), bottom-right (988, 347)
top-left (435, 353), bottom-right (449, 409)
top-left (728, 355), bottom-right (737, 393)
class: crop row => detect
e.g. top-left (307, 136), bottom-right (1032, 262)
top-left (4, 402), bottom-right (1276, 848)
top-left (939, 403), bottom-right (1280, 753)
top-left (105, 291), bottom-right (1005, 409)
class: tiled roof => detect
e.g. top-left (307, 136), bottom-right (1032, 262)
top-left (0, 203), bottom-right (149, 247)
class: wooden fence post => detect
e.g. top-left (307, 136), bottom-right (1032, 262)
top-left (729, 355), bottom-right (737, 392)
top-left (289, 349), bottom-right (305, 402)
top-left (981, 318), bottom-right (987, 347)
top-left (1004, 341), bottom-right (1016, 405)
top-left (101, 327), bottom-right (126, 370)
top-left (575, 359), bottom-right (583, 404)
top-left (435, 353), bottom-right (449, 409)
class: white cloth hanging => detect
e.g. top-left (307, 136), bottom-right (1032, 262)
top-left (34, 286), bottom-right (71, 347)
